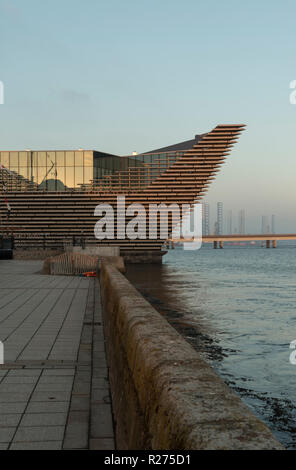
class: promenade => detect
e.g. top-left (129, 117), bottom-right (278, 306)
top-left (0, 260), bottom-right (114, 450)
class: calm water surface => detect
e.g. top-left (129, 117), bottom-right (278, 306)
top-left (125, 244), bottom-right (296, 449)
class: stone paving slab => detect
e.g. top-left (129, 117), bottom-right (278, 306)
top-left (89, 438), bottom-right (115, 450)
top-left (14, 425), bottom-right (65, 443)
top-left (0, 260), bottom-right (115, 450)
top-left (20, 413), bottom-right (68, 427)
top-left (0, 444), bottom-right (9, 450)
top-left (10, 441), bottom-right (63, 450)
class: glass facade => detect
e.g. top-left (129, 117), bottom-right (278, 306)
top-left (0, 150), bottom-right (95, 191)
top-left (0, 149), bottom-right (184, 191)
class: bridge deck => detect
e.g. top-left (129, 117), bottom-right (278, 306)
top-left (0, 261), bottom-right (114, 450)
top-left (202, 234), bottom-right (296, 241)
top-left (171, 234), bottom-right (296, 243)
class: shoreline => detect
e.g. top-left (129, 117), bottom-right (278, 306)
top-left (125, 249), bottom-right (296, 449)
top-left (100, 258), bottom-right (283, 449)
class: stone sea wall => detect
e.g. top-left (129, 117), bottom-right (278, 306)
top-left (99, 259), bottom-right (283, 450)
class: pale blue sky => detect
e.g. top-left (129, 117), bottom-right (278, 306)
top-left (1, 0), bottom-right (296, 231)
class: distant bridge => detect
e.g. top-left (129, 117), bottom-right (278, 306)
top-left (169, 234), bottom-right (296, 248)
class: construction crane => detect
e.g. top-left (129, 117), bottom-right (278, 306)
top-left (39, 154), bottom-right (58, 188)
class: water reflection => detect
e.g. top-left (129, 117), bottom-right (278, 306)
top-left (125, 245), bottom-right (296, 449)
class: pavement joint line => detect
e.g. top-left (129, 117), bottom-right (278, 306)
top-left (0, 287), bottom-right (54, 333)
top-left (44, 286), bottom-right (84, 363)
top-left (0, 288), bottom-right (46, 333)
top-left (62, 280), bottom-right (94, 449)
top-left (6, 368), bottom-right (43, 450)
top-left (0, 361), bottom-right (91, 370)
top-left (0, 288), bottom-right (28, 313)
top-left (13, 287), bottom-right (71, 361)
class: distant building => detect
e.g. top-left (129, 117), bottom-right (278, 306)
top-left (261, 216), bottom-right (269, 234)
top-left (202, 202), bottom-right (210, 236)
top-left (214, 221), bottom-right (219, 235)
top-left (217, 202), bottom-right (223, 235)
top-left (271, 215), bottom-right (276, 234)
top-left (238, 209), bottom-right (246, 234)
top-left (226, 210), bottom-right (233, 234)
top-left (0, 124), bottom-right (245, 256)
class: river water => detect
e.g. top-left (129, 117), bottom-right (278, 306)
top-left (125, 243), bottom-right (296, 449)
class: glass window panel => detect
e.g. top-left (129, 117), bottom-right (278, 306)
top-left (47, 164), bottom-right (58, 181)
top-left (66, 167), bottom-right (75, 188)
top-left (84, 166), bottom-right (93, 185)
top-left (99, 157), bottom-right (104, 170)
top-left (75, 151), bottom-right (83, 166)
top-left (94, 167), bottom-right (100, 180)
top-left (112, 158), bottom-right (116, 171)
top-left (46, 152), bottom-right (56, 167)
top-left (121, 158), bottom-right (128, 171)
top-left (0, 152), bottom-right (9, 166)
top-left (30, 172), bottom-right (37, 185)
top-left (65, 151), bottom-right (74, 167)
top-left (19, 152), bottom-right (28, 167)
top-left (31, 152), bottom-right (38, 167)
top-left (45, 179), bottom-right (57, 191)
top-left (75, 166), bottom-right (84, 187)
top-left (31, 152), bottom-right (38, 183)
top-left (19, 167), bottom-right (29, 180)
top-left (84, 151), bottom-right (93, 167)
top-left (56, 152), bottom-right (65, 167)
top-left (38, 152), bottom-right (47, 167)
top-left (10, 152), bottom-right (19, 167)
top-left (56, 167), bottom-right (65, 190)
top-left (106, 159), bottom-right (111, 170)
top-left (37, 167), bottom-right (47, 185)
top-left (99, 157), bottom-right (105, 170)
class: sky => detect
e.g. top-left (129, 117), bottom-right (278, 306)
top-left (0, 0), bottom-right (296, 232)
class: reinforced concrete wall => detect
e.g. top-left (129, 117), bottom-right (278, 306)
top-left (13, 249), bottom-right (63, 260)
top-left (100, 261), bottom-right (284, 450)
top-left (72, 246), bottom-right (120, 257)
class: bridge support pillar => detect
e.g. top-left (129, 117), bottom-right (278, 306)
top-left (266, 240), bottom-right (271, 248)
top-left (219, 241), bottom-right (224, 249)
top-left (214, 241), bottom-right (218, 249)
top-left (273, 240), bottom-right (277, 248)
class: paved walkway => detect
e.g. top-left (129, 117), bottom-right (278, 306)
top-left (0, 261), bottom-right (115, 450)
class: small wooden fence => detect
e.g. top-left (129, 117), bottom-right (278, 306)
top-left (48, 252), bottom-right (99, 276)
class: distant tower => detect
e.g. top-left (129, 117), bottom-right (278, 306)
top-left (202, 202), bottom-right (210, 236)
top-left (238, 210), bottom-right (246, 234)
top-left (226, 210), bottom-right (233, 235)
top-left (261, 216), bottom-right (268, 234)
top-left (217, 202), bottom-right (223, 235)
top-left (271, 215), bottom-right (276, 234)
top-left (214, 221), bottom-right (219, 235)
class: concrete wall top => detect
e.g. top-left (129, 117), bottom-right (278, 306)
top-left (72, 246), bottom-right (120, 257)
